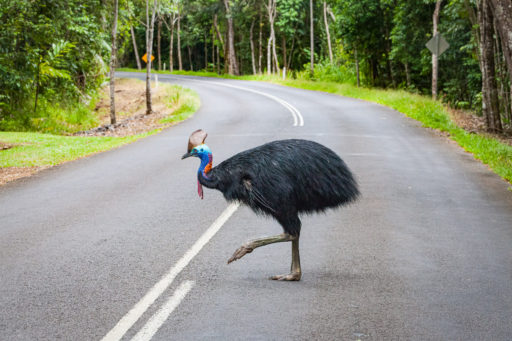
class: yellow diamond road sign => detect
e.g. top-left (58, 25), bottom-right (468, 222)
top-left (142, 53), bottom-right (155, 63)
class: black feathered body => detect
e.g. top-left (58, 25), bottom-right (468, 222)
top-left (198, 139), bottom-right (359, 236)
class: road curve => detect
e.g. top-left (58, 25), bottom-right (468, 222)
top-left (1, 72), bottom-right (512, 340)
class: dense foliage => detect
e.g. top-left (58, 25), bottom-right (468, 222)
top-left (0, 0), bottom-right (112, 131)
top-left (1, 0), bottom-right (511, 133)
top-left (119, 0), bottom-right (510, 130)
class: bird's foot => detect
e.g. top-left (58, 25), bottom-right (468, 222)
top-left (227, 244), bottom-right (254, 264)
top-left (269, 272), bottom-right (301, 281)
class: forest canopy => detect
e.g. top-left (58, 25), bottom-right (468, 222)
top-left (0, 0), bottom-right (511, 133)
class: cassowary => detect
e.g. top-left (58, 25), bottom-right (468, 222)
top-left (182, 129), bottom-right (359, 281)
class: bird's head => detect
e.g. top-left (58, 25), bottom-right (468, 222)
top-left (182, 129), bottom-right (213, 200)
top-left (183, 143), bottom-right (212, 160)
top-left (181, 129), bottom-right (210, 161)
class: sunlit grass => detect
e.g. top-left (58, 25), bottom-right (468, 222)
top-left (0, 131), bottom-right (153, 167)
top-left (160, 85), bottom-right (200, 124)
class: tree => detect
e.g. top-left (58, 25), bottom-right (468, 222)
top-left (0, 0), bottom-right (109, 121)
top-left (249, 20), bottom-right (257, 74)
top-left (276, 0), bottom-right (304, 71)
top-left (266, 0), bottom-right (278, 75)
top-left (489, 0), bottom-right (512, 117)
top-left (130, 25), bottom-right (142, 70)
top-left (109, 0), bottom-right (119, 125)
top-left (323, 1), bottom-right (334, 64)
top-left (478, 0), bottom-right (502, 132)
top-left (224, 0), bottom-right (239, 75)
top-left (310, 0), bottom-right (314, 76)
top-left (177, 3), bottom-right (182, 70)
top-left (432, 0), bottom-right (442, 100)
top-left (145, 0), bottom-right (158, 115)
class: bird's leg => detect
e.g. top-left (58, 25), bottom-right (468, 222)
top-left (270, 236), bottom-right (302, 281)
top-left (227, 233), bottom-right (296, 264)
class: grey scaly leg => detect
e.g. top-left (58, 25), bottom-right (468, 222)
top-left (270, 237), bottom-right (301, 281)
top-left (227, 233), bottom-right (301, 281)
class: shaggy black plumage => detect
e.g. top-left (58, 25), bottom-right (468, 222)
top-left (182, 130), bottom-right (359, 281)
top-left (200, 139), bottom-right (359, 235)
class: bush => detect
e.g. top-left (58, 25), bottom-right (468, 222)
top-left (295, 60), bottom-right (357, 85)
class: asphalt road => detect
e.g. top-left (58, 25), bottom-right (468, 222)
top-left (1, 72), bottom-right (512, 340)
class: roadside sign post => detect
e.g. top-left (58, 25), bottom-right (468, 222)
top-left (426, 33), bottom-right (449, 99)
top-left (142, 53), bottom-right (155, 64)
top-left (426, 33), bottom-right (449, 57)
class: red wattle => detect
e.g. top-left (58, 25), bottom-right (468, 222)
top-left (197, 180), bottom-right (204, 199)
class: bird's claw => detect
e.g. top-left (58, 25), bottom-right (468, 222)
top-left (269, 272), bottom-right (302, 281)
top-left (227, 244), bottom-right (254, 264)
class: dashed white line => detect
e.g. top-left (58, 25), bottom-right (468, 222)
top-left (130, 280), bottom-right (195, 341)
top-left (167, 76), bottom-right (304, 127)
top-left (101, 202), bottom-right (240, 341)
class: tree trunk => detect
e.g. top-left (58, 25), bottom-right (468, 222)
top-left (188, 45), bottom-right (193, 71)
top-left (169, 14), bottom-right (174, 72)
top-left (432, 0), bottom-right (442, 100)
top-left (212, 29), bottom-right (215, 72)
top-left (323, 1), bottom-right (333, 64)
top-left (479, 0), bottom-right (502, 132)
top-left (213, 14), bottom-right (225, 51)
top-left (489, 0), bottom-right (512, 106)
top-left (258, 6), bottom-right (263, 74)
top-left (404, 61), bottom-right (411, 88)
top-left (266, 0), bottom-right (279, 75)
top-left (271, 29), bottom-right (279, 74)
top-left (282, 36), bottom-right (287, 72)
top-left (250, 20), bottom-right (257, 74)
top-left (177, 12), bottom-right (182, 71)
top-left (489, 0), bottom-right (512, 69)
top-left (109, 0), bottom-right (119, 124)
top-left (213, 14), bottom-right (225, 73)
top-left (224, 0), bottom-right (239, 75)
top-left (267, 0), bottom-right (272, 75)
top-left (267, 35), bottom-right (272, 75)
top-left (204, 32), bottom-right (208, 70)
top-left (271, 13), bottom-right (279, 73)
top-left (130, 25), bottom-right (142, 70)
top-left (287, 30), bottom-right (296, 70)
top-left (355, 47), bottom-right (360, 87)
top-left (217, 45), bottom-right (220, 74)
top-left (310, 0), bottom-right (314, 76)
top-left (145, 0), bottom-right (157, 115)
top-left (157, 17), bottom-right (162, 70)
top-left (258, 5), bottom-right (263, 74)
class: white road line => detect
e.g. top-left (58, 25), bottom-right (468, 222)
top-left (130, 280), bottom-right (195, 341)
top-left (167, 76), bottom-right (304, 127)
top-left (101, 203), bottom-right (240, 341)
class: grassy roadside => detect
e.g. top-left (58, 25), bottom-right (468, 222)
top-left (119, 68), bottom-right (512, 184)
top-left (0, 81), bottom-right (200, 170)
top-left (0, 132), bottom-right (151, 167)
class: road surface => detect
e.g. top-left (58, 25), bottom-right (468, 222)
top-left (1, 72), bottom-right (512, 340)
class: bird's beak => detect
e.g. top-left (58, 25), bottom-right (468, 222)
top-left (181, 152), bottom-right (192, 160)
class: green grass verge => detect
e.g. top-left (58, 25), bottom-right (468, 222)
top-left (0, 132), bottom-right (153, 167)
top-left (159, 85), bottom-right (200, 124)
top-left (118, 68), bottom-right (512, 184)
top-left (0, 84), bottom-right (200, 168)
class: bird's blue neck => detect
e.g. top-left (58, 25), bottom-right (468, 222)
top-left (197, 147), bottom-right (213, 179)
